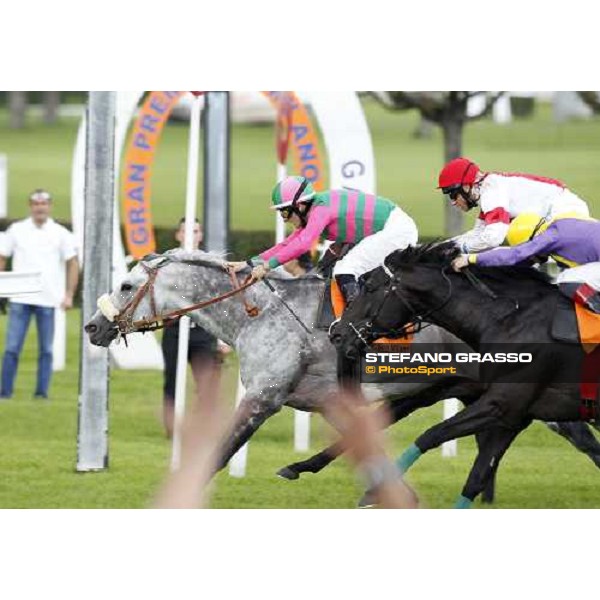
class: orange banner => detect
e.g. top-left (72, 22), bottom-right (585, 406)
top-left (122, 91), bottom-right (325, 260)
top-left (263, 91), bottom-right (326, 191)
top-left (121, 91), bottom-right (184, 259)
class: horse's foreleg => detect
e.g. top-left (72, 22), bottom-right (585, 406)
top-left (545, 421), bottom-right (600, 469)
top-left (280, 381), bottom-right (473, 482)
top-left (277, 389), bottom-right (449, 480)
top-left (216, 392), bottom-right (283, 472)
top-left (456, 426), bottom-right (524, 508)
top-left (277, 441), bottom-right (343, 480)
top-left (396, 398), bottom-right (506, 474)
top-left (475, 431), bottom-right (496, 504)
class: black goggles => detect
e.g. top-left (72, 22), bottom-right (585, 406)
top-left (278, 206), bottom-right (294, 219)
top-left (442, 186), bottom-right (463, 201)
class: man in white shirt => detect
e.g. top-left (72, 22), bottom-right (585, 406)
top-left (0, 189), bottom-right (79, 400)
top-left (437, 157), bottom-right (590, 253)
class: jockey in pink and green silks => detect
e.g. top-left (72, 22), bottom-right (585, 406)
top-left (228, 176), bottom-right (419, 306)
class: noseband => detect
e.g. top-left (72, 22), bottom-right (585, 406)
top-left (345, 266), bottom-right (454, 350)
top-left (98, 259), bottom-right (260, 343)
top-left (345, 264), bottom-right (520, 352)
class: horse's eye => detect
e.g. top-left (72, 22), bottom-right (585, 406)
top-left (120, 283), bottom-right (133, 292)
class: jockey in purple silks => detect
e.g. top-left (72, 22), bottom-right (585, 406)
top-left (228, 176), bottom-right (418, 305)
top-left (452, 212), bottom-right (600, 313)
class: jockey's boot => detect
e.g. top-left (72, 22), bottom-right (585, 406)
top-left (573, 283), bottom-right (600, 314)
top-left (335, 274), bottom-right (360, 306)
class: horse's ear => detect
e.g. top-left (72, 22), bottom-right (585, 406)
top-left (141, 254), bottom-right (170, 269)
top-left (385, 248), bottom-right (409, 271)
top-left (438, 241), bottom-right (461, 264)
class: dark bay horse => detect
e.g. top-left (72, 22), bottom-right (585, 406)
top-left (330, 242), bottom-right (600, 507)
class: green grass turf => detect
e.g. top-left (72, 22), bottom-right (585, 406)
top-left (0, 309), bottom-right (599, 508)
top-left (1, 97), bottom-right (600, 238)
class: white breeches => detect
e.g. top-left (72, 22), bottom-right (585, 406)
top-left (333, 207), bottom-right (418, 279)
top-left (557, 262), bottom-right (600, 291)
top-left (548, 191), bottom-right (590, 219)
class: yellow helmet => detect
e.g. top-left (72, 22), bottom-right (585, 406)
top-left (506, 213), bottom-right (546, 246)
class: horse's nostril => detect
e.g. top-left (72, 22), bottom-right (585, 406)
top-left (345, 348), bottom-right (357, 360)
top-left (85, 323), bottom-right (97, 334)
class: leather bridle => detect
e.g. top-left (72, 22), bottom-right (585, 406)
top-left (110, 260), bottom-right (259, 340)
top-left (343, 266), bottom-right (455, 351)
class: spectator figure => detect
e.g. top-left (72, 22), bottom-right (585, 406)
top-left (0, 189), bottom-right (79, 400)
top-left (161, 218), bottom-right (231, 437)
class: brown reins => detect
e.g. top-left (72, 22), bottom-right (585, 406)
top-left (114, 261), bottom-right (259, 337)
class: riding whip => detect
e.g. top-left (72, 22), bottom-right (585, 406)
top-left (262, 279), bottom-right (312, 335)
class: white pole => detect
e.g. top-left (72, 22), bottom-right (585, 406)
top-left (441, 397), bottom-right (460, 457)
top-left (276, 168), bottom-right (311, 452)
top-left (228, 373), bottom-right (248, 477)
top-left (77, 92), bottom-right (116, 472)
top-left (493, 93), bottom-right (512, 124)
top-left (171, 93), bottom-right (202, 471)
top-left (0, 154), bottom-right (7, 218)
top-left (52, 308), bottom-right (66, 371)
top-left (276, 114), bottom-right (311, 454)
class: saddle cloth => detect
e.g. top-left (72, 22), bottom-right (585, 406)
top-left (552, 294), bottom-right (600, 351)
top-left (551, 295), bottom-right (600, 420)
top-left (316, 279), bottom-right (414, 345)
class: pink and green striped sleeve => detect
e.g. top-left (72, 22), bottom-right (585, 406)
top-left (253, 206), bottom-right (333, 269)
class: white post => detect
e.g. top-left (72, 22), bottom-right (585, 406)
top-left (275, 104), bottom-right (311, 454)
top-left (52, 308), bottom-right (66, 371)
top-left (441, 397), bottom-right (460, 457)
top-left (493, 93), bottom-right (512, 124)
top-left (171, 93), bottom-right (203, 471)
top-left (0, 154), bottom-right (7, 218)
top-left (77, 92), bottom-right (116, 472)
top-left (228, 374), bottom-right (248, 477)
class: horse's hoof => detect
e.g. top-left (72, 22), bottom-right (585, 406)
top-left (357, 490), bottom-right (377, 508)
top-left (276, 467), bottom-right (300, 480)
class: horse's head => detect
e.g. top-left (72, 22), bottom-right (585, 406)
top-left (329, 242), bottom-right (459, 360)
top-left (329, 265), bottom-right (408, 360)
top-left (85, 255), bottom-right (174, 347)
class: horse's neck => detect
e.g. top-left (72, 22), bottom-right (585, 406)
top-left (183, 269), bottom-right (325, 347)
top-left (407, 272), bottom-right (490, 348)
top-left (181, 267), bottom-right (249, 346)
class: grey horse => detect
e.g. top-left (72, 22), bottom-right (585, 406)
top-left (84, 249), bottom-right (600, 482)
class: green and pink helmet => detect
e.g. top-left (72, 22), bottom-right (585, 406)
top-left (271, 176), bottom-right (316, 210)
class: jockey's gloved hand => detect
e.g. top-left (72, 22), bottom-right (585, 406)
top-left (251, 263), bottom-right (270, 281)
top-left (451, 254), bottom-right (474, 272)
top-left (226, 261), bottom-right (248, 273)
top-left (0, 298), bottom-right (6, 315)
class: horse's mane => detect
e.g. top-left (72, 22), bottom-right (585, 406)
top-left (162, 248), bottom-right (228, 269)
top-left (151, 249), bottom-right (322, 283)
top-left (385, 241), bottom-right (555, 291)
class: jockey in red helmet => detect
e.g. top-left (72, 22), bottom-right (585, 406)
top-left (438, 157), bottom-right (590, 254)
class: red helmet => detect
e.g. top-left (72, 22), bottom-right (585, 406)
top-left (438, 158), bottom-right (480, 191)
